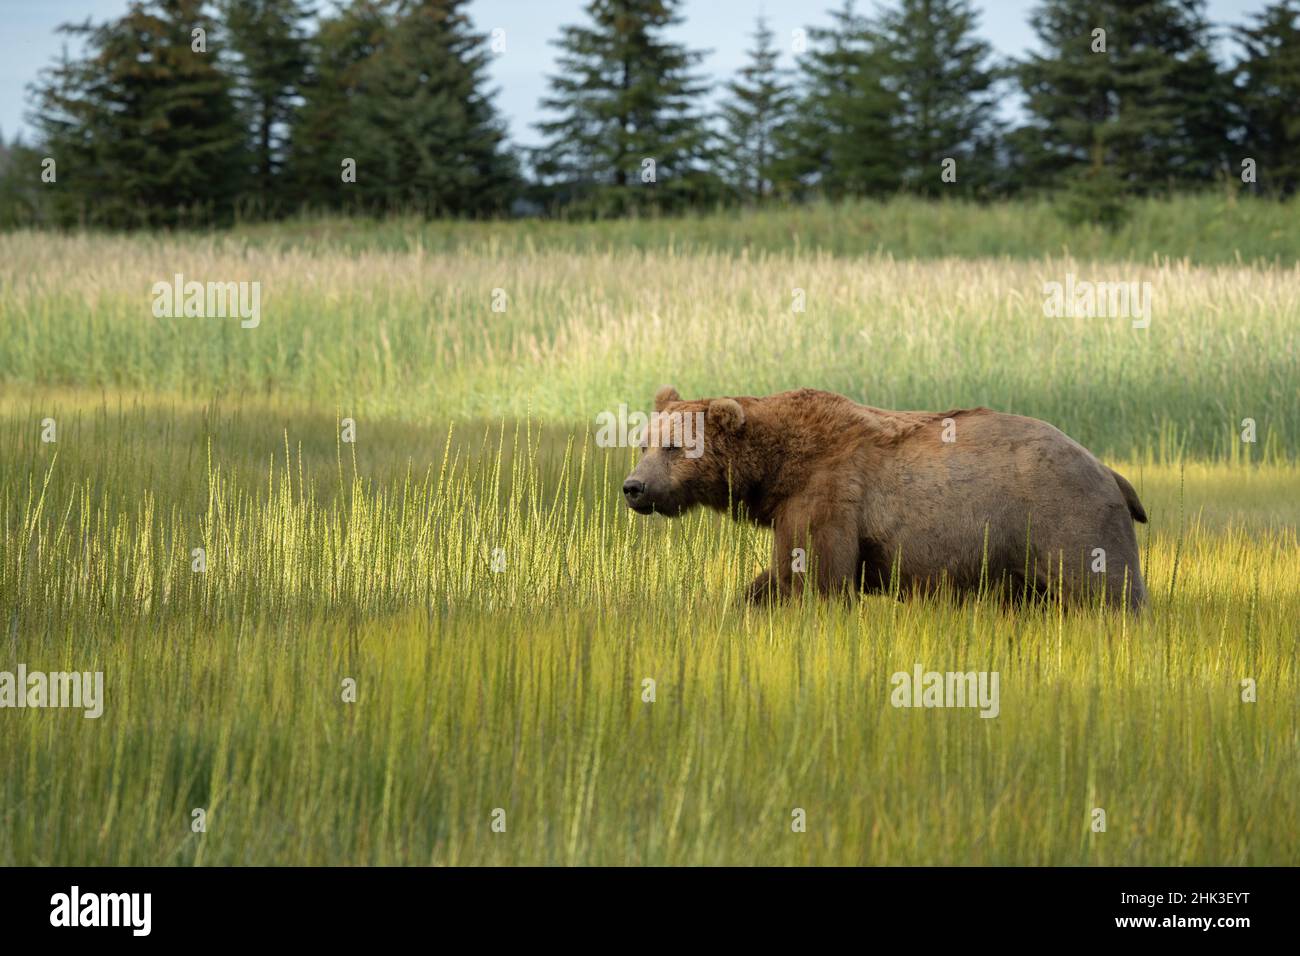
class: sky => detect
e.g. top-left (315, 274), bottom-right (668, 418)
top-left (0, 0), bottom-right (1274, 148)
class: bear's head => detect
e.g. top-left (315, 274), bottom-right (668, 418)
top-left (622, 385), bottom-right (748, 517)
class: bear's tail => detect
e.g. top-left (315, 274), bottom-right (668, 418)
top-left (1108, 468), bottom-right (1147, 523)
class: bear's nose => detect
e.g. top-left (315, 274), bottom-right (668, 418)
top-left (623, 479), bottom-right (645, 501)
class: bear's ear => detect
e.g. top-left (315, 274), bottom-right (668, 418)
top-left (654, 385), bottom-right (681, 411)
top-left (707, 398), bottom-right (745, 433)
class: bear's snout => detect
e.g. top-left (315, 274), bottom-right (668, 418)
top-left (622, 478), bottom-right (646, 502)
top-left (624, 451), bottom-right (679, 515)
top-left (622, 476), bottom-right (661, 514)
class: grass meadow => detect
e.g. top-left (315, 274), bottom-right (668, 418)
top-left (0, 199), bottom-right (1297, 864)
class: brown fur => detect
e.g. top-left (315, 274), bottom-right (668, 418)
top-left (623, 387), bottom-right (1148, 610)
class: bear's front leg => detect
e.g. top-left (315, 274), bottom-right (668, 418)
top-left (777, 504), bottom-right (860, 600)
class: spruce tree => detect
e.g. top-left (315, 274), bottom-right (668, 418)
top-left (535, 0), bottom-right (715, 214)
top-left (292, 0), bottom-right (517, 216)
top-left (286, 0), bottom-right (382, 211)
top-left (1234, 0), bottom-right (1300, 196)
top-left (30, 0), bottom-right (248, 227)
top-left (0, 132), bottom-right (46, 227)
top-left (220, 0), bottom-right (314, 214)
top-left (716, 18), bottom-right (794, 201)
top-left (1018, 0), bottom-right (1230, 197)
top-left (778, 1), bottom-right (902, 199)
top-left (876, 0), bottom-right (1001, 196)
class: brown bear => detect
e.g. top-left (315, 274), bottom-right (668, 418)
top-left (622, 387), bottom-right (1148, 609)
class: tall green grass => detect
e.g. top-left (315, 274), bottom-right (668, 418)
top-left (227, 195), bottom-right (1300, 266)
top-left (1, 203), bottom-right (1295, 865)
top-left (0, 394), bottom-right (1295, 864)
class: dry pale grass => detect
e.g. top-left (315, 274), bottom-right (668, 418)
top-left (1, 232), bottom-right (1295, 458)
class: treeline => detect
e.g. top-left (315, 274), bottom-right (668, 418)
top-left (1, 0), bottom-right (1298, 228)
